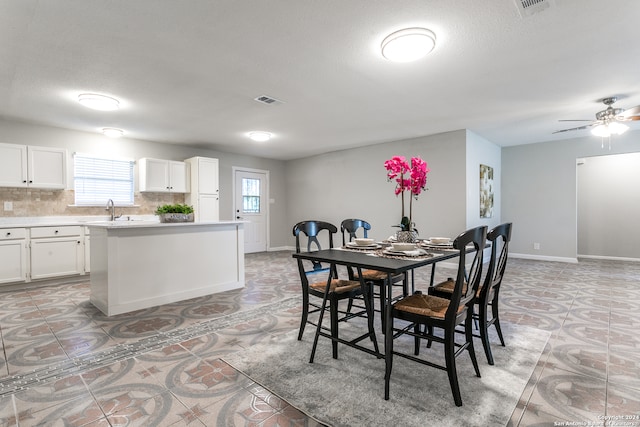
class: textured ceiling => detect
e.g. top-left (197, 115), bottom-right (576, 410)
top-left (1, 0), bottom-right (639, 160)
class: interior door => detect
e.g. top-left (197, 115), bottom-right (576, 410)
top-left (234, 169), bottom-right (268, 253)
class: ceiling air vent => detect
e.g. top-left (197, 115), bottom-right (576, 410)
top-left (513, 0), bottom-right (555, 18)
top-left (254, 95), bottom-right (283, 105)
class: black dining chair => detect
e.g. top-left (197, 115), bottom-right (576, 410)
top-left (293, 220), bottom-right (375, 359)
top-left (385, 225), bottom-right (487, 406)
top-left (340, 219), bottom-right (407, 324)
top-left (429, 222), bottom-right (512, 365)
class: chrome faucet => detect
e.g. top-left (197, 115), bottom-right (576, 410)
top-left (106, 199), bottom-right (120, 221)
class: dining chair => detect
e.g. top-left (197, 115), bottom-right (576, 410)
top-left (429, 222), bottom-right (512, 365)
top-left (384, 225), bottom-right (487, 407)
top-left (340, 219), bottom-right (407, 324)
top-left (293, 220), bottom-right (375, 359)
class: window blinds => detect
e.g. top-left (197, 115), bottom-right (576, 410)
top-left (74, 153), bottom-right (135, 206)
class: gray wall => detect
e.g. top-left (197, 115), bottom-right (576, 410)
top-left (577, 152), bottom-right (640, 259)
top-left (502, 129), bottom-right (640, 261)
top-left (0, 118), bottom-right (291, 248)
top-left (466, 130), bottom-right (502, 231)
top-left (284, 130), bottom-right (471, 245)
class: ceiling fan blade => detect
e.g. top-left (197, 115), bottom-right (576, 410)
top-left (620, 105), bottom-right (640, 118)
top-left (558, 119), bottom-right (592, 122)
top-left (552, 123), bottom-right (596, 134)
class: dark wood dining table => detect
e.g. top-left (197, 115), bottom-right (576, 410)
top-left (292, 244), bottom-right (466, 360)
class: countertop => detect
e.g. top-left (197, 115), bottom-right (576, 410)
top-left (0, 216), bottom-right (244, 228)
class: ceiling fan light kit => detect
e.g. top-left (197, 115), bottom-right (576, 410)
top-left (591, 122), bottom-right (629, 138)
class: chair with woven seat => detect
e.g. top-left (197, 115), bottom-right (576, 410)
top-left (293, 220), bottom-right (376, 359)
top-left (429, 222), bottom-right (512, 365)
top-left (384, 225), bottom-right (487, 406)
top-left (340, 219), bottom-right (407, 324)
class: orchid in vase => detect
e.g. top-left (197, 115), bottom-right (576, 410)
top-left (384, 155), bottom-right (429, 240)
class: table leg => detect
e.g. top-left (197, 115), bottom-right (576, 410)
top-left (357, 267), bottom-right (379, 355)
top-left (384, 271), bottom-right (393, 399)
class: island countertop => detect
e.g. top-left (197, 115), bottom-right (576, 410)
top-left (85, 219), bottom-right (245, 229)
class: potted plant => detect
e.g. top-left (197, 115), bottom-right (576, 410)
top-left (154, 203), bottom-right (195, 223)
top-left (384, 155), bottom-right (430, 242)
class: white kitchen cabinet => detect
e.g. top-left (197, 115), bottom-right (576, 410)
top-left (0, 143), bottom-right (67, 189)
top-left (138, 158), bottom-right (188, 193)
top-left (185, 157), bottom-right (219, 221)
top-left (84, 227), bottom-right (90, 273)
top-left (0, 228), bottom-right (28, 285)
top-left (30, 226), bottom-right (83, 280)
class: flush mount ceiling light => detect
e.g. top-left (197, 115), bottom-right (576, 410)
top-left (381, 27), bottom-right (436, 62)
top-left (248, 131), bottom-right (272, 142)
top-left (102, 128), bottom-right (124, 138)
top-left (78, 93), bottom-right (120, 111)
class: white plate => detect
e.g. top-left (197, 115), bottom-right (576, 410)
top-left (383, 248), bottom-right (427, 257)
top-left (423, 240), bottom-right (453, 246)
top-left (346, 242), bottom-right (380, 249)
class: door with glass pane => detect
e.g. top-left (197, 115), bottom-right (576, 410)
top-left (234, 169), bottom-right (268, 253)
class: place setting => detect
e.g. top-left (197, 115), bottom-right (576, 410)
top-left (419, 236), bottom-right (455, 250)
top-left (343, 237), bottom-right (382, 251)
top-left (381, 242), bottom-right (433, 258)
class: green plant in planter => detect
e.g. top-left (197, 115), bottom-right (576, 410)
top-left (154, 204), bottom-right (194, 215)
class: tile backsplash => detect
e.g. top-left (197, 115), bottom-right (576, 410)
top-left (0, 188), bottom-right (185, 218)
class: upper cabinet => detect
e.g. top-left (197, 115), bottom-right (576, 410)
top-left (138, 158), bottom-right (189, 193)
top-left (0, 143), bottom-right (67, 189)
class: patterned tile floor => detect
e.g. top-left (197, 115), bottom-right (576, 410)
top-left (0, 252), bottom-right (639, 426)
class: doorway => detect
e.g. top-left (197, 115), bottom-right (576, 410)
top-left (577, 152), bottom-right (640, 260)
top-left (233, 167), bottom-right (269, 253)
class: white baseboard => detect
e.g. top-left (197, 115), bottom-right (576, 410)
top-left (578, 254), bottom-right (640, 263)
top-left (510, 253), bottom-right (578, 263)
top-left (268, 246), bottom-right (295, 252)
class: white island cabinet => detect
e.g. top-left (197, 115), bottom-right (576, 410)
top-left (88, 220), bottom-right (244, 316)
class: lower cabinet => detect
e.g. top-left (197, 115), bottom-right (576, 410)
top-left (29, 226), bottom-right (84, 280)
top-left (0, 228), bottom-right (28, 285)
top-left (0, 225), bottom-right (87, 284)
top-left (84, 230), bottom-right (90, 273)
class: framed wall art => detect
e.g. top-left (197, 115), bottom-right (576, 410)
top-left (480, 164), bottom-right (493, 218)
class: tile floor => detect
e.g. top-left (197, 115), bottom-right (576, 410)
top-left (0, 252), bottom-right (639, 426)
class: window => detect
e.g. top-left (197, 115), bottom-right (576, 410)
top-left (242, 178), bottom-right (261, 213)
top-left (74, 153), bottom-right (135, 206)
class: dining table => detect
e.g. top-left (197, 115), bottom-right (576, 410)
top-left (292, 241), bottom-right (468, 361)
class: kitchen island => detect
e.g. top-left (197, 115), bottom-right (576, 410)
top-left (88, 220), bottom-right (244, 316)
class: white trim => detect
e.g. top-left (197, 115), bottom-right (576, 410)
top-left (578, 254), bottom-right (640, 263)
top-left (269, 246), bottom-right (293, 252)
top-left (510, 253), bottom-right (578, 263)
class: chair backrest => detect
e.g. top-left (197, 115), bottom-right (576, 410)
top-left (340, 218), bottom-right (371, 246)
top-left (446, 225), bottom-right (487, 320)
top-left (292, 220), bottom-right (337, 273)
top-left (480, 222), bottom-right (512, 301)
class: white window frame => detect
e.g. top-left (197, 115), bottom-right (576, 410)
top-left (73, 153), bottom-right (135, 206)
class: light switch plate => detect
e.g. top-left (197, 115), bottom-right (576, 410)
top-left (4, 201), bottom-right (13, 211)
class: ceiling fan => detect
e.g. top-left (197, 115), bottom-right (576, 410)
top-left (553, 96), bottom-right (640, 137)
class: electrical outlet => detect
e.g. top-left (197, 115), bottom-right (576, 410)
top-left (3, 201), bottom-right (12, 211)
top-left (533, 242), bottom-right (540, 250)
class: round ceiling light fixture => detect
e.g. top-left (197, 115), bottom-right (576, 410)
top-left (381, 27), bottom-right (436, 62)
top-left (78, 93), bottom-right (120, 111)
top-left (102, 128), bottom-right (124, 138)
top-left (248, 131), bottom-right (272, 142)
